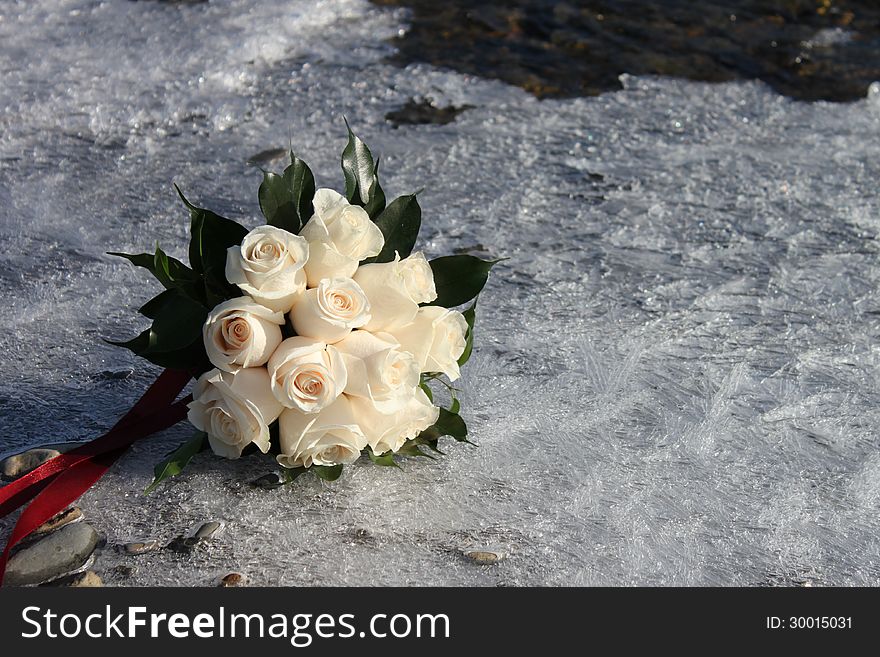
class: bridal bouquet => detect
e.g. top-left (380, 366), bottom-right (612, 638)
top-left (109, 125), bottom-right (496, 490)
top-left (0, 125), bottom-right (496, 581)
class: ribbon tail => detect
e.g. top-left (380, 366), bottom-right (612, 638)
top-left (0, 373), bottom-right (193, 585)
top-left (0, 369), bottom-right (192, 522)
top-left (0, 448), bottom-right (126, 585)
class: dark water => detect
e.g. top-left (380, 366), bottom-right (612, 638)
top-left (376, 0), bottom-right (880, 101)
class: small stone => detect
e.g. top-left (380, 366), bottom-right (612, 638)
top-left (2, 448), bottom-right (61, 480)
top-left (464, 549), bottom-right (505, 564)
top-left (6, 523), bottom-right (100, 586)
top-left (250, 473), bottom-right (285, 489)
top-left (67, 571), bottom-right (103, 587)
top-left (193, 521), bottom-right (223, 541)
top-left (32, 507), bottom-right (83, 537)
top-left (123, 539), bottom-right (160, 555)
top-left (168, 521), bottom-right (224, 552)
top-left (219, 572), bottom-right (245, 587)
top-left (385, 98), bottom-right (473, 127)
top-left (246, 147), bottom-right (287, 166)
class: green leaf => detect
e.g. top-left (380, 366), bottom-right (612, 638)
top-left (365, 194), bottom-right (421, 263)
top-left (258, 153), bottom-right (317, 233)
top-left (312, 464), bottom-right (344, 481)
top-left (286, 150), bottom-right (316, 229)
top-left (458, 299), bottom-right (477, 367)
top-left (341, 119), bottom-right (385, 219)
top-left (428, 255), bottom-right (499, 308)
top-left (367, 448), bottom-right (400, 468)
top-left (142, 289), bottom-right (208, 354)
top-left (138, 288), bottom-right (176, 319)
top-left (449, 396), bottom-right (460, 415)
top-left (145, 431), bottom-right (206, 494)
top-left (106, 330), bottom-right (209, 371)
top-left (175, 184), bottom-right (248, 286)
top-left (109, 249), bottom-right (197, 291)
top-left (395, 441), bottom-right (436, 459)
top-left (282, 466), bottom-right (309, 485)
top-left (109, 287), bottom-right (209, 370)
top-left (363, 165), bottom-right (386, 220)
top-left (399, 429), bottom-right (444, 457)
top-left (419, 380), bottom-right (434, 403)
top-left (258, 172), bottom-right (295, 229)
top-left (434, 407), bottom-right (469, 442)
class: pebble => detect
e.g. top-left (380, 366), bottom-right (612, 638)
top-left (123, 539), bottom-right (161, 555)
top-left (250, 473), bottom-right (285, 489)
top-left (5, 523), bottom-right (100, 586)
top-left (246, 147), bottom-right (287, 166)
top-left (193, 521), bottom-right (223, 541)
top-left (167, 521), bottom-right (224, 552)
top-left (1, 448), bottom-right (61, 480)
top-left (464, 549), bottom-right (505, 565)
top-left (32, 507), bottom-right (83, 537)
top-left (219, 572), bottom-right (245, 587)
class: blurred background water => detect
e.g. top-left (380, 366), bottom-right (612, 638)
top-left (0, 0), bottom-right (879, 586)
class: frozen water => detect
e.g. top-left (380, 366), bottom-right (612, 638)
top-left (2, 0), bottom-right (880, 586)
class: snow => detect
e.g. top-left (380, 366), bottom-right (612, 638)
top-left (1, 0), bottom-right (879, 586)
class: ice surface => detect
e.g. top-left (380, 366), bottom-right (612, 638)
top-left (1, 0), bottom-right (880, 586)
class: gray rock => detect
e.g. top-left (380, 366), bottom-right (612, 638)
top-left (464, 549), bottom-right (505, 565)
top-left (31, 507), bottom-right (83, 537)
top-left (193, 521), bottom-right (223, 540)
top-left (6, 523), bottom-right (100, 586)
top-left (167, 521), bottom-right (224, 553)
top-left (250, 473), bottom-right (285, 489)
top-left (219, 572), bottom-right (245, 587)
top-left (246, 147), bottom-right (287, 166)
top-left (2, 448), bottom-right (61, 480)
top-left (123, 539), bottom-right (160, 555)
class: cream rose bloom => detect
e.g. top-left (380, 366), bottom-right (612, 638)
top-left (334, 330), bottom-right (420, 413)
top-left (299, 188), bottom-right (384, 286)
top-left (267, 336), bottom-right (347, 413)
top-left (187, 367), bottom-right (283, 459)
top-left (277, 395), bottom-right (368, 468)
top-left (225, 225), bottom-right (309, 313)
top-left (352, 252), bottom-right (437, 332)
top-left (349, 388), bottom-right (439, 455)
top-left (289, 277), bottom-right (371, 343)
top-left (386, 306), bottom-right (468, 381)
top-left (398, 252), bottom-right (437, 304)
top-left (203, 297), bottom-right (284, 372)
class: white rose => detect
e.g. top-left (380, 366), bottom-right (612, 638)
top-left (277, 395), bottom-right (368, 468)
top-left (349, 388), bottom-right (439, 455)
top-left (203, 296), bottom-right (284, 372)
top-left (289, 277), bottom-right (371, 343)
top-left (398, 252), bottom-right (437, 304)
top-left (267, 336), bottom-right (347, 413)
top-left (334, 330), bottom-right (420, 413)
top-left (225, 225), bottom-right (309, 313)
top-left (350, 258), bottom-right (414, 333)
top-left (300, 188), bottom-right (384, 286)
top-left (187, 367), bottom-right (283, 459)
top-left (385, 306), bottom-right (468, 381)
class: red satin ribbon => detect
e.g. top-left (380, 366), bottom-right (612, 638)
top-left (0, 368), bottom-right (192, 585)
